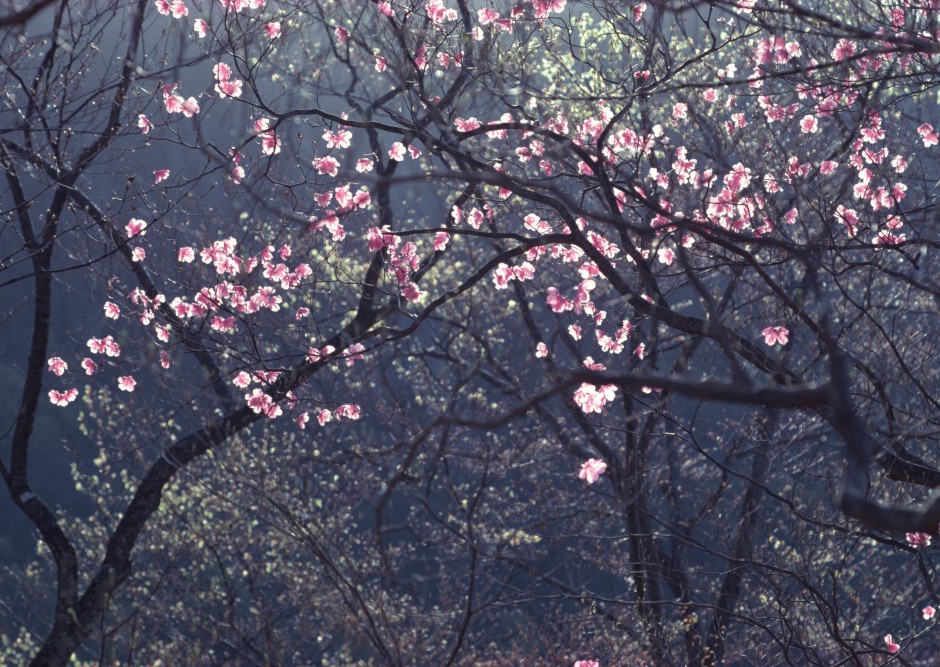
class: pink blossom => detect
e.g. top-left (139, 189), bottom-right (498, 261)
top-left (49, 389), bottom-right (79, 406)
top-left (632, 3), bottom-right (646, 22)
top-left (375, 55), bottom-right (387, 72)
top-left (47, 357), bottom-right (67, 376)
top-left (761, 326), bottom-right (789, 347)
top-left (575, 662), bottom-right (600, 667)
top-left (126, 218), bottom-right (147, 238)
top-left (906, 532), bottom-right (932, 548)
top-left (454, 117), bottom-right (481, 132)
top-left (103, 302), bottom-right (120, 319)
top-left (180, 97), bottom-right (200, 117)
top-left (260, 131), bottom-right (281, 156)
top-left (317, 409), bottom-right (332, 426)
top-left (433, 232), bottom-right (450, 251)
top-left (917, 123), bottom-right (938, 147)
top-left (831, 38), bottom-right (855, 61)
top-left (799, 115), bottom-right (818, 134)
top-left (533, 0), bottom-right (566, 19)
top-left (356, 157), bottom-right (374, 173)
top-left (193, 18), bottom-right (208, 37)
top-left (323, 128), bottom-right (352, 149)
top-left (835, 205), bottom-right (859, 237)
top-left (578, 459), bottom-right (607, 484)
top-left (131, 247), bottom-right (146, 262)
top-left (345, 342), bottom-right (365, 367)
top-left (426, 0), bottom-right (457, 24)
top-left (81, 358), bottom-right (96, 375)
top-left (884, 634), bottom-right (900, 654)
top-left (388, 142), bottom-right (406, 161)
top-left (137, 114), bottom-right (151, 134)
top-left (724, 163), bottom-right (752, 192)
top-left (178, 246), bottom-right (195, 262)
top-left (535, 342), bottom-right (549, 358)
top-left (169, 0), bottom-right (187, 18)
top-left (296, 412), bottom-right (309, 429)
top-left (315, 156), bottom-right (340, 177)
top-left (245, 388), bottom-right (274, 414)
top-left (264, 21), bottom-right (281, 38)
top-left (118, 376), bottom-right (137, 392)
top-left (154, 169), bottom-right (170, 184)
top-left (295, 307), bottom-right (310, 319)
top-left (215, 77), bottom-right (242, 99)
top-left (573, 383), bottom-right (617, 414)
top-left (401, 283), bottom-right (425, 302)
top-left (160, 351), bottom-right (171, 369)
top-left (335, 26), bottom-right (349, 44)
top-left (923, 606), bottom-right (936, 620)
top-left (377, 1), bottom-right (393, 16)
top-left (337, 404), bottom-right (361, 420)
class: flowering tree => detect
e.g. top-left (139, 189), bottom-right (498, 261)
top-left (1, 0), bottom-right (939, 663)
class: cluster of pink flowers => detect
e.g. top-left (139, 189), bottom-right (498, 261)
top-left (162, 84), bottom-right (199, 117)
top-left (214, 62), bottom-right (243, 99)
top-left (573, 383), bottom-right (618, 414)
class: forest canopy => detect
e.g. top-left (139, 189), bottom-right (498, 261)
top-left (1, 0), bottom-right (939, 664)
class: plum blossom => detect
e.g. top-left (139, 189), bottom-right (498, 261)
top-left (193, 18), bottom-right (208, 37)
top-left (533, 0), bottom-right (566, 19)
top-left (81, 358), bottom-right (96, 375)
top-left (761, 326), bottom-right (789, 346)
top-left (214, 62), bottom-right (243, 99)
top-left (264, 21), bottom-right (281, 38)
top-left (906, 532), bottom-right (932, 548)
top-left (323, 128), bottom-right (352, 149)
top-left (375, 55), bottom-right (387, 72)
top-left (245, 388), bottom-right (281, 418)
top-left (137, 114), bottom-right (151, 134)
top-left (155, 0), bottom-right (186, 17)
top-left (574, 662), bottom-right (600, 667)
top-left (917, 123), bottom-right (938, 147)
top-left (154, 169), bottom-right (170, 184)
top-left (923, 606), bottom-right (936, 620)
top-left (118, 376), bottom-right (137, 392)
top-left (126, 218), bottom-right (147, 238)
top-left (799, 115), bottom-right (818, 134)
top-left (47, 357), bottom-right (67, 376)
top-left (315, 156), bottom-right (340, 177)
top-left (884, 634), bottom-right (900, 653)
top-left (178, 246), bottom-right (195, 262)
top-left (578, 459), bottom-right (607, 484)
top-left (388, 142), bottom-right (406, 161)
top-left (49, 389), bottom-right (79, 406)
top-left (573, 383), bottom-right (617, 414)
top-left (426, 0), bottom-right (457, 24)
top-left (103, 302), bottom-right (120, 319)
